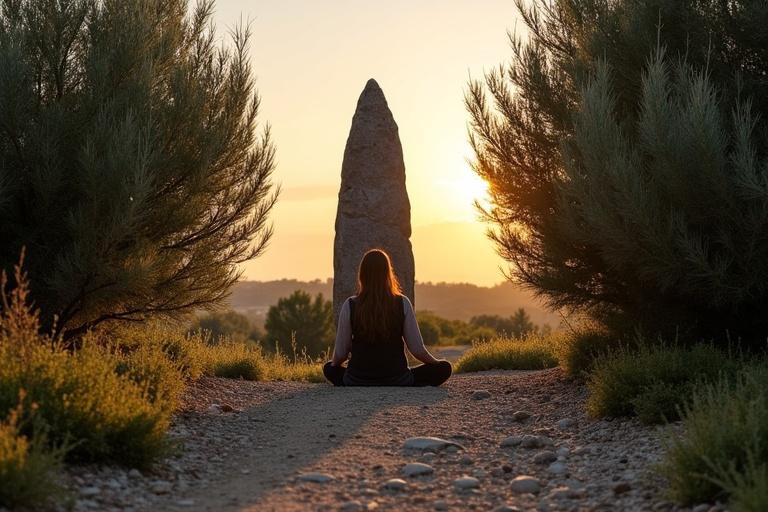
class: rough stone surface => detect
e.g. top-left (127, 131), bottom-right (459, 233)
top-left (403, 436), bottom-right (464, 452)
top-left (401, 462), bottom-right (434, 477)
top-left (333, 79), bottom-right (414, 320)
top-left (510, 475), bottom-right (542, 494)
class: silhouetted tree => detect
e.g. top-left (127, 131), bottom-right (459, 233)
top-left (467, 0), bottom-right (768, 342)
top-left (0, 0), bottom-right (277, 341)
top-left (264, 291), bottom-right (333, 357)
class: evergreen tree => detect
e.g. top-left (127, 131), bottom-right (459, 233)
top-left (467, 0), bottom-right (768, 341)
top-left (264, 291), bottom-right (334, 357)
top-left (0, 0), bottom-right (277, 340)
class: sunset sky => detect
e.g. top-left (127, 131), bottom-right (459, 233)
top-left (213, 0), bottom-right (524, 286)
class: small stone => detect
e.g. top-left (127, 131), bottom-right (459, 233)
top-left (402, 462), bottom-right (434, 477)
top-left (434, 499), bottom-right (448, 510)
top-left (341, 501), bottom-right (363, 512)
top-left (175, 500), bottom-right (195, 507)
top-left (445, 445), bottom-right (459, 453)
top-left (453, 476), bottom-right (480, 490)
top-left (691, 505), bottom-right (709, 512)
top-left (495, 507), bottom-right (522, 512)
top-left (79, 486), bottom-right (100, 497)
top-left (150, 480), bottom-right (172, 494)
top-left (533, 451), bottom-right (557, 465)
top-left (366, 502), bottom-right (379, 511)
top-left (471, 390), bottom-right (492, 400)
top-left (298, 472), bottom-right (335, 483)
top-left (547, 486), bottom-right (582, 500)
top-left (128, 469), bottom-right (142, 479)
top-left (512, 411), bottom-right (532, 422)
top-left (613, 482), bottom-right (632, 495)
top-left (383, 478), bottom-right (407, 491)
top-left (459, 455), bottom-right (473, 465)
top-left (548, 462), bottom-right (568, 475)
top-left (403, 437), bottom-right (464, 452)
top-left (557, 418), bottom-right (575, 429)
top-left (556, 447), bottom-right (570, 458)
top-left (520, 435), bottom-right (552, 449)
top-left (510, 475), bottom-right (541, 494)
top-left (500, 436), bottom-right (523, 447)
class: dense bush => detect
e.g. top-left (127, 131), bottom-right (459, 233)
top-left (660, 362), bottom-right (768, 508)
top-left (265, 291), bottom-right (334, 357)
top-left (586, 343), bottom-right (740, 424)
top-left (416, 311), bottom-right (497, 346)
top-left (467, 0), bottom-right (768, 342)
top-left (0, 0), bottom-right (277, 341)
top-left (555, 326), bottom-right (620, 378)
top-left (0, 399), bottom-right (64, 510)
top-left (470, 309), bottom-right (539, 338)
top-left (0, 266), bottom-right (177, 469)
top-left (456, 335), bottom-right (559, 373)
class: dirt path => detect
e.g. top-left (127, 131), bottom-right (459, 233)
top-left (66, 368), bottom-right (711, 512)
top-left (66, 370), bottom-right (704, 512)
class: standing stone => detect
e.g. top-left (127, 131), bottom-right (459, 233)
top-left (333, 79), bottom-right (414, 320)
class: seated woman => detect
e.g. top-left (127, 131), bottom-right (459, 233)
top-left (323, 249), bottom-right (452, 387)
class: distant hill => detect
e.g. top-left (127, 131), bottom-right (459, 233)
top-left (229, 279), bottom-right (561, 328)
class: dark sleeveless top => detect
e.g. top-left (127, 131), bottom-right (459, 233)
top-left (344, 295), bottom-right (412, 385)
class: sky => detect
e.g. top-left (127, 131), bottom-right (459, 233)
top-left (212, 0), bottom-right (524, 286)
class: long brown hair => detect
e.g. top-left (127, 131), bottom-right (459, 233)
top-left (353, 249), bottom-right (403, 341)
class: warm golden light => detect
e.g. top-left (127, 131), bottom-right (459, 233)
top-left (216, 0), bottom-right (521, 285)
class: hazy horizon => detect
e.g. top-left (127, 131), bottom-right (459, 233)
top-left (210, 0), bottom-right (525, 286)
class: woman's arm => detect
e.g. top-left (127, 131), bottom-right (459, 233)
top-left (331, 299), bottom-right (352, 366)
top-left (402, 296), bottom-right (442, 365)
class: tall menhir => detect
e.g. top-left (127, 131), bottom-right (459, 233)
top-left (333, 79), bottom-right (415, 321)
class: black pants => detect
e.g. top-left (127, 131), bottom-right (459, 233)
top-left (323, 361), bottom-right (452, 387)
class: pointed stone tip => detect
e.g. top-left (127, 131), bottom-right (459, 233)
top-left (358, 78), bottom-right (387, 107)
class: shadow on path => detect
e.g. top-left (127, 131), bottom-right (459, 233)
top-left (168, 384), bottom-right (449, 511)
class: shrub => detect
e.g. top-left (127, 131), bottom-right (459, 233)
top-left (555, 327), bottom-right (620, 378)
top-left (201, 343), bottom-right (266, 381)
top-left (587, 343), bottom-right (739, 424)
top-left (456, 335), bottom-right (559, 373)
top-left (0, 399), bottom-right (64, 510)
top-left (0, 266), bottom-right (176, 468)
top-left (467, 0), bottom-right (768, 343)
top-left (417, 316), bottom-right (441, 345)
top-left (264, 291), bottom-right (334, 357)
top-left (0, 0), bottom-right (277, 341)
top-left (108, 323), bottom-right (206, 381)
top-left (660, 362), bottom-right (768, 507)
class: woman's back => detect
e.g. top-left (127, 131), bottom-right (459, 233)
top-left (344, 295), bottom-right (411, 385)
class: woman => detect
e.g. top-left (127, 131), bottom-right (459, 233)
top-left (323, 249), bottom-right (452, 387)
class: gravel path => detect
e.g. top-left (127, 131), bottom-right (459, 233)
top-left (66, 369), bottom-right (725, 512)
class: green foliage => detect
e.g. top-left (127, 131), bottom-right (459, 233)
top-left (265, 291), bottom-right (333, 357)
top-left (455, 335), bottom-right (559, 373)
top-left (470, 308), bottom-right (539, 338)
top-left (555, 327), bottom-right (619, 378)
top-left (467, 0), bottom-right (768, 342)
top-left (190, 310), bottom-right (263, 344)
top-left (0, 266), bottom-right (176, 469)
top-left (0, 0), bottom-right (277, 340)
top-left (660, 362), bottom-right (768, 508)
top-left (587, 343), bottom-right (739, 424)
top-left (417, 315), bottom-right (441, 345)
top-left (201, 342), bottom-right (266, 381)
top-left (0, 399), bottom-right (65, 510)
top-left (416, 310), bottom-right (498, 346)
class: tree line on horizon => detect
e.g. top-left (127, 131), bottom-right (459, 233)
top-left (190, 289), bottom-right (549, 357)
